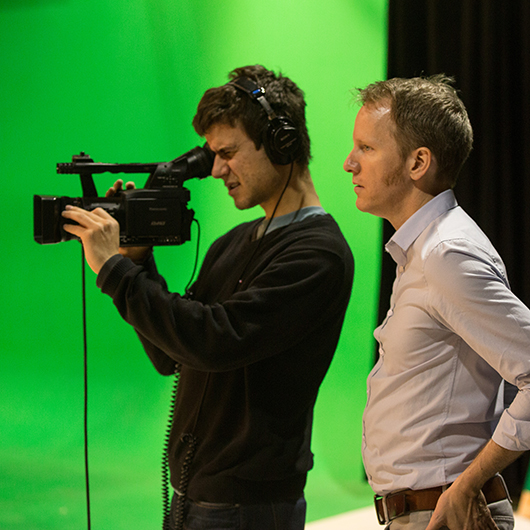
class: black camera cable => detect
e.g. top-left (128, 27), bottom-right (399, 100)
top-left (77, 215), bottom-right (202, 530)
top-left (161, 217), bottom-right (202, 529)
top-left (184, 218), bottom-right (201, 297)
top-left (161, 366), bottom-right (181, 530)
top-left (81, 246), bottom-right (92, 530)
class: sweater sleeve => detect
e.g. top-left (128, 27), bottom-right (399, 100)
top-left (96, 253), bottom-right (177, 375)
top-left (96, 230), bottom-right (353, 374)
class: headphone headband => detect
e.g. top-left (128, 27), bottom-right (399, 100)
top-left (229, 77), bottom-right (300, 165)
top-left (230, 78), bottom-right (277, 119)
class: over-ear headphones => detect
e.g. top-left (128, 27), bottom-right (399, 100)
top-left (230, 77), bottom-right (301, 165)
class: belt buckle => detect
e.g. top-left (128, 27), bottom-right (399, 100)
top-left (375, 492), bottom-right (408, 525)
top-left (375, 494), bottom-right (389, 525)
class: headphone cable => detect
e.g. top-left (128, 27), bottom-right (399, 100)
top-left (235, 161), bottom-right (294, 288)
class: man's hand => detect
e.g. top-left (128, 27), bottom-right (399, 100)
top-left (105, 179), bottom-right (152, 263)
top-left (425, 486), bottom-right (499, 530)
top-left (105, 178), bottom-right (135, 198)
top-left (62, 205), bottom-right (121, 274)
top-left (425, 439), bottom-right (522, 529)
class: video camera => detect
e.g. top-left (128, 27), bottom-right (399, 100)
top-left (34, 144), bottom-right (214, 247)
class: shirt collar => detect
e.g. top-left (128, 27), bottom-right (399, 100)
top-left (385, 189), bottom-right (458, 266)
top-left (254, 206), bottom-right (327, 240)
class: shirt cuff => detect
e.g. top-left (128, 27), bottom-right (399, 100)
top-left (493, 398), bottom-right (530, 452)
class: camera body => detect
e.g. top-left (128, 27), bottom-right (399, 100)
top-left (34, 145), bottom-right (214, 246)
top-left (34, 188), bottom-right (194, 246)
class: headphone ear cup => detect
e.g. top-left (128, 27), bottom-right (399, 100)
top-left (264, 116), bottom-right (301, 165)
top-left (229, 77), bottom-right (301, 165)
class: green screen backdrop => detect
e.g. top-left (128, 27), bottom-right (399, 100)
top-left (1, 1), bottom-right (387, 528)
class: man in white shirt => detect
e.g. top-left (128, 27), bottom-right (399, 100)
top-left (343, 75), bottom-right (530, 529)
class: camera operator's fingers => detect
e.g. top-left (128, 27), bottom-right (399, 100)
top-left (62, 206), bottom-right (120, 274)
top-left (61, 205), bottom-right (89, 229)
top-left (62, 205), bottom-right (111, 226)
top-left (105, 179), bottom-right (124, 198)
top-left (105, 179), bottom-right (136, 198)
top-left (89, 206), bottom-right (116, 221)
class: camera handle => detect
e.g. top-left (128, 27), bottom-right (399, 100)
top-left (58, 152), bottom-right (161, 197)
top-left (68, 153), bottom-right (99, 197)
top-left (56, 144), bottom-right (214, 196)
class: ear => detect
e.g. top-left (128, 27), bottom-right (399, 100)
top-left (407, 147), bottom-right (433, 182)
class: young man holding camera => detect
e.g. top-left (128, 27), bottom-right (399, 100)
top-left (63, 65), bottom-right (354, 530)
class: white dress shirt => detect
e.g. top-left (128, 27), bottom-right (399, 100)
top-left (363, 189), bottom-right (530, 495)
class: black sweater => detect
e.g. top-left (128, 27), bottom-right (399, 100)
top-left (97, 213), bottom-right (354, 504)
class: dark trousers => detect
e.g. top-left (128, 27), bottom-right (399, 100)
top-left (169, 494), bottom-right (307, 530)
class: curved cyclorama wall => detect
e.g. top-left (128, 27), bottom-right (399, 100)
top-left (0, 0), bottom-right (387, 527)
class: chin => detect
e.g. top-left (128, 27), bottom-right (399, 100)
top-left (355, 198), bottom-right (369, 212)
top-left (356, 200), bottom-right (379, 217)
top-left (234, 199), bottom-right (254, 211)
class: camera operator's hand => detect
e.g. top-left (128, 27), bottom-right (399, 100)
top-left (106, 179), bottom-right (152, 263)
top-left (105, 178), bottom-right (135, 197)
top-left (62, 205), bottom-right (120, 275)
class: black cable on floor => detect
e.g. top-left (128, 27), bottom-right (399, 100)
top-left (82, 247), bottom-right (91, 530)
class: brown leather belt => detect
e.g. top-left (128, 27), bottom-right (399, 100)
top-left (374, 474), bottom-right (511, 525)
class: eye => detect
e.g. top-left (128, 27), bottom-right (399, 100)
top-left (216, 151), bottom-right (227, 160)
top-left (360, 144), bottom-right (372, 152)
top-left (217, 149), bottom-right (235, 161)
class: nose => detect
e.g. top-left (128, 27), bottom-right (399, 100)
top-left (343, 151), bottom-right (360, 175)
top-left (211, 155), bottom-right (230, 179)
